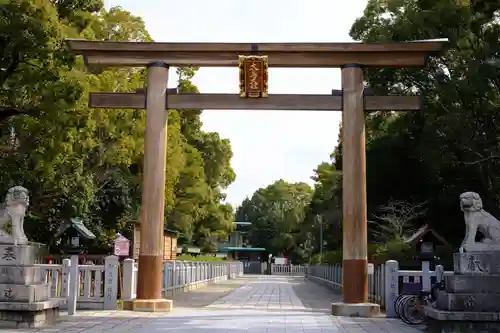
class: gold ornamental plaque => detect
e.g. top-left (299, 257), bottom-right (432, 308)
top-left (238, 55), bottom-right (269, 98)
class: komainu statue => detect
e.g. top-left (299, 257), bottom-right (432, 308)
top-left (0, 186), bottom-right (29, 245)
top-left (460, 191), bottom-right (500, 252)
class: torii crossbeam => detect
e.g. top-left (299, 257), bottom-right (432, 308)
top-left (66, 38), bottom-right (447, 316)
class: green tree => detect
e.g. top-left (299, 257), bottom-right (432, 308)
top-left (0, 1), bottom-right (236, 253)
top-left (235, 180), bottom-right (313, 262)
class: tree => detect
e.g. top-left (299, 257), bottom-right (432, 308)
top-left (235, 180), bottom-right (313, 262)
top-left (0, 1), bottom-right (236, 252)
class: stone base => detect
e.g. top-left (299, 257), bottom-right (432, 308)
top-left (454, 252), bottom-right (500, 275)
top-left (331, 302), bottom-right (380, 317)
top-left (436, 290), bottom-right (500, 312)
top-left (427, 319), bottom-right (500, 333)
top-left (425, 305), bottom-right (500, 321)
top-left (445, 274), bottom-right (500, 293)
top-left (0, 298), bottom-right (64, 328)
top-left (122, 299), bottom-right (173, 312)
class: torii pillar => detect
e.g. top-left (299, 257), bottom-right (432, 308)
top-left (132, 62), bottom-right (172, 311)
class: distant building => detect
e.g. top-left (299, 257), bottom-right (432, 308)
top-left (132, 223), bottom-right (178, 261)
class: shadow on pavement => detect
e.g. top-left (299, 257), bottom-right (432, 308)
top-left (289, 276), bottom-right (342, 313)
top-left (167, 277), bottom-right (251, 308)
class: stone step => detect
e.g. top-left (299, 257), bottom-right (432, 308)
top-left (445, 274), bottom-right (500, 293)
top-left (425, 305), bottom-right (500, 322)
top-left (0, 283), bottom-right (51, 303)
top-left (454, 252), bottom-right (500, 276)
top-left (436, 290), bottom-right (500, 312)
top-left (0, 266), bottom-right (44, 285)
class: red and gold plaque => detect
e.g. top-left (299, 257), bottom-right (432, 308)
top-left (238, 55), bottom-right (269, 98)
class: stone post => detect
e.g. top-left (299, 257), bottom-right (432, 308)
top-left (122, 259), bottom-right (135, 300)
top-left (103, 255), bottom-right (119, 310)
top-left (384, 260), bottom-right (399, 318)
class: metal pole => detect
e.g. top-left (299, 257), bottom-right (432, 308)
top-left (319, 216), bottom-right (323, 264)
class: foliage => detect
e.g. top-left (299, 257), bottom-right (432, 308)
top-left (235, 180), bottom-right (313, 262)
top-left (0, 0), bottom-right (235, 252)
top-left (243, 0), bottom-right (500, 263)
top-left (176, 254), bottom-right (231, 262)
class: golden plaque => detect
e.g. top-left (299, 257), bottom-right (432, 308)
top-left (238, 55), bottom-right (269, 98)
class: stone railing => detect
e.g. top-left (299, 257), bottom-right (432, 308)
top-left (306, 260), bottom-right (453, 317)
top-left (37, 255), bottom-right (119, 310)
top-left (122, 260), bottom-right (244, 300)
top-left (271, 264), bottom-right (308, 276)
top-left (38, 258), bottom-right (243, 310)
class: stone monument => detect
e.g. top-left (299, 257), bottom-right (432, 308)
top-left (425, 192), bottom-right (500, 331)
top-left (0, 186), bottom-right (64, 328)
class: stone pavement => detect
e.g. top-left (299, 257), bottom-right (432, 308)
top-left (2, 275), bottom-right (424, 332)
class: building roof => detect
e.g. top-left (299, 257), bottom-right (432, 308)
top-left (54, 218), bottom-right (96, 240)
top-left (218, 247), bottom-right (266, 253)
top-left (404, 224), bottom-right (449, 246)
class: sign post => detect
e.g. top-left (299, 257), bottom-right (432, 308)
top-left (238, 55), bottom-right (268, 98)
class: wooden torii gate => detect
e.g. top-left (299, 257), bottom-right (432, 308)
top-left (66, 39), bottom-right (447, 315)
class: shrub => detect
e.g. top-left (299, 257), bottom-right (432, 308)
top-left (176, 254), bottom-right (230, 262)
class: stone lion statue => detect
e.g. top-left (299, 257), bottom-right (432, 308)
top-left (0, 186), bottom-right (29, 245)
top-left (460, 191), bottom-right (500, 252)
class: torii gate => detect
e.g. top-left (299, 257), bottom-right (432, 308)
top-left (66, 39), bottom-right (447, 315)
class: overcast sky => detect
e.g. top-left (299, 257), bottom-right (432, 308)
top-left (105, 0), bottom-right (368, 208)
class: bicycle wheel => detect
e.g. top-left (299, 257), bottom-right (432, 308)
top-left (397, 295), bottom-right (415, 322)
top-left (400, 296), bottom-right (427, 325)
top-left (394, 294), bottom-right (412, 319)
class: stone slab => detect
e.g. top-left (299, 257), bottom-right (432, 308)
top-left (0, 306), bottom-right (59, 328)
top-left (454, 252), bottom-right (500, 275)
top-left (427, 319), bottom-right (500, 332)
top-left (436, 290), bottom-right (500, 312)
top-left (331, 302), bottom-right (380, 317)
top-left (0, 266), bottom-right (43, 285)
top-left (122, 298), bottom-right (173, 312)
top-left (0, 282), bottom-right (50, 303)
top-left (0, 297), bottom-right (65, 311)
top-left (425, 305), bottom-right (500, 321)
top-left (445, 274), bottom-right (500, 293)
top-left (0, 244), bottom-right (42, 266)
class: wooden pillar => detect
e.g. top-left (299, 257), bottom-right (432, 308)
top-left (136, 62), bottom-right (169, 300)
top-left (341, 64), bottom-right (368, 304)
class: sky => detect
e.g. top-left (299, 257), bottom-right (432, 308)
top-left (104, 0), bottom-right (369, 208)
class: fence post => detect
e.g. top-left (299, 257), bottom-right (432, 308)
top-left (61, 258), bottom-right (70, 297)
top-left (421, 261), bottom-right (431, 292)
top-left (435, 264), bottom-right (444, 282)
top-left (122, 259), bottom-right (135, 300)
top-left (385, 260), bottom-right (399, 318)
top-left (68, 255), bottom-right (79, 315)
top-left (104, 255), bottom-right (119, 310)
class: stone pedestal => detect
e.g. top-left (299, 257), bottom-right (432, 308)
top-left (0, 244), bottom-right (64, 328)
top-left (425, 252), bottom-right (500, 324)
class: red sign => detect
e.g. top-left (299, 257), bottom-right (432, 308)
top-left (114, 236), bottom-right (130, 256)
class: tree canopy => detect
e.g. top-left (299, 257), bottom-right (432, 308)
top-left (237, 0), bottom-right (500, 266)
top-left (1, 0), bottom-right (236, 252)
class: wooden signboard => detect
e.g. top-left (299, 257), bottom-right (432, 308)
top-left (114, 235), bottom-right (130, 256)
top-left (238, 55), bottom-right (268, 98)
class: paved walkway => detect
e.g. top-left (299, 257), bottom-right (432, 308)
top-left (8, 276), bottom-right (424, 333)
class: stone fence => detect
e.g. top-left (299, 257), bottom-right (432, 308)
top-left (306, 260), bottom-right (453, 317)
top-left (36, 258), bottom-right (244, 310)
